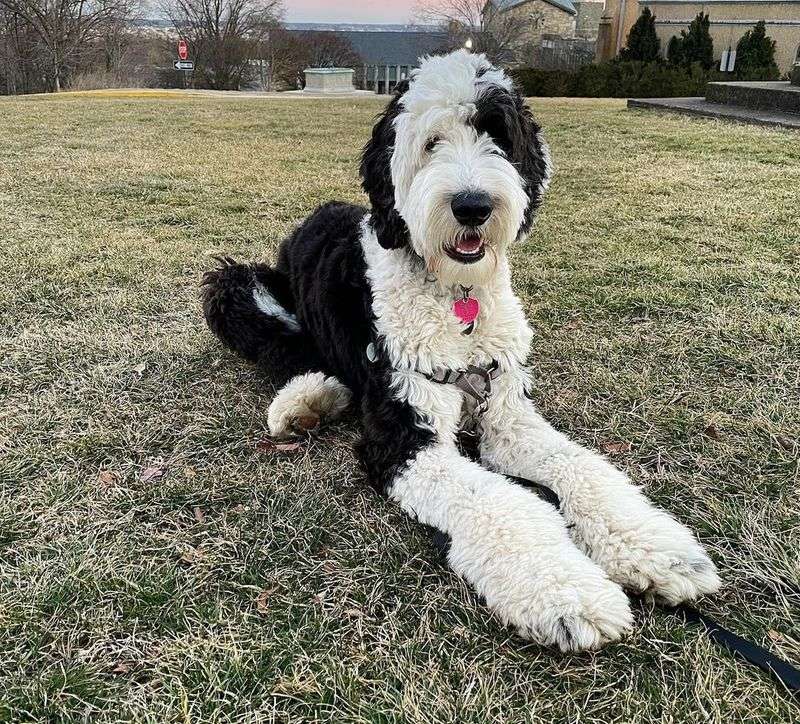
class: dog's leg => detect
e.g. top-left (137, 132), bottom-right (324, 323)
top-left (364, 436), bottom-right (633, 651)
top-left (268, 372), bottom-right (352, 438)
top-left (480, 369), bottom-right (721, 605)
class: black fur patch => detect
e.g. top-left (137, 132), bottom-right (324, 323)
top-left (276, 202), bottom-right (375, 391)
top-left (360, 80), bottom-right (411, 251)
top-left (356, 340), bottom-right (435, 494)
top-left (202, 201), bottom-right (434, 491)
top-left (472, 85), bottom-right (549, 236)
top-left (201, 258), bottom-right (324, 387)
top-left (278, 202), bottom-right (435, 490)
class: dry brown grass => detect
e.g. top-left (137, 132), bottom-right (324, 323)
top-left (0, 92), bottom-right (798, 722)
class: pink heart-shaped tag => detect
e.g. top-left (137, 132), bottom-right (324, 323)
top-left (453, 297), bottom-right (480, 325)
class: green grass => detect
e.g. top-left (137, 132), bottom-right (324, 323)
top-left (1, 93), bottom-right (798, 723)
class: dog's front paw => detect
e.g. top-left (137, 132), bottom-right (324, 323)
top-left (450, 528), bottom-right (633, 652)
top-left (576, 494), bottom-right (721, 605)
top-left (517, 570), bottom-right (634, 652)
top-left (267, 372), bottom-right (351, 438)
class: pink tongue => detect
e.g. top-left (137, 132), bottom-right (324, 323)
top-left (453, 297), bottom-right (480, 324)
top-left (457, 237), bottom-right (482, 253)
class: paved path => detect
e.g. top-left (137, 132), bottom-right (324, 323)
top-left (628, 96), bottom-right (800, 130)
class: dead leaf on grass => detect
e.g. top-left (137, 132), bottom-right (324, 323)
top-left (179, 547), bottom-right (204, 565)
top-left (132, 362), bottom-right (146, 375)
top-left (140, 466), bottom-right (165, 483)
top-left (97, 470), bottom-right (119, 489)
top-left (776, 435), bottom-right (794, 452)
top-left (601, 441), bottom-right (632, 455)
top-left (193, 506), bottom-right (205, 523)
top-left (703, 424), bottom-right (721, 441)
top-left (255, 585), bottom-right (281, 614)
top-left (110, 662), bottom-right (131, 675)
top-left (256, 438), bottom-right (302, 454)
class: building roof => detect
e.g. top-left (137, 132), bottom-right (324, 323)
top-left (287, 30), bottom-right (450, 67)
top-left (490, 0), bottom-right (578, 17)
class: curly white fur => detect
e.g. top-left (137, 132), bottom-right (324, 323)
top-left (268, 372), bottom-right (352, 438)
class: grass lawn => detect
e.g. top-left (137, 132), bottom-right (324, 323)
top-left (1, 92), bottom-right (798, 723)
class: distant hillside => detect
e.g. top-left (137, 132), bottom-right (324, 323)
top-left (285, 23), bottom-right (441, 33)
top-left (132, 19), bottom-right (441, 34)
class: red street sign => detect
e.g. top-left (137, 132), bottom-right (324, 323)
top-left (178, 40), bottom-right (188, 61)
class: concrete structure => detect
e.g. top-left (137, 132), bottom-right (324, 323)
top-left (629, 78), bottom-right (800, 127)
top-left (302, 68), bottom-right (356, 94)
top-left (706, 78), bottom-right (800, 110)
top-left (598, 0), bottom-right (800, 74)
top-left (628, 94), bottom-right (800, 126)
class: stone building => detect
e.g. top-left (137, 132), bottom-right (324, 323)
top-left (489, 0), bottom-right (579, 49)
top-left (597, 0), bottom-right (800, 74)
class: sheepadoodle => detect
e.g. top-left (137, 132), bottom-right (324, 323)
top-left (201, 50), bottom-right (720, 651)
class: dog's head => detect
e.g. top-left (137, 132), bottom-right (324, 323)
top-left (361, 49), bottom-right (551, 286)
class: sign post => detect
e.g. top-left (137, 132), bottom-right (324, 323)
top-left (176, 40), bottom-right (191, 87)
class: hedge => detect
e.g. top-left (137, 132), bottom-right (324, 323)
top-left (511, 60), bottom-right (751, 98)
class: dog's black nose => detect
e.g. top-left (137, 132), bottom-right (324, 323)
top-left (451, 191), bottom-right (493, 226)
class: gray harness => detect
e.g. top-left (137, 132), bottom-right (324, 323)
top-left (420, 360), bottom-right (502, 439)
top-left (365, 341), bottom-right (501, 438)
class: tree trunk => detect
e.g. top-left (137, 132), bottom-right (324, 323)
top-left (52, 47), bottom-right (61, 92)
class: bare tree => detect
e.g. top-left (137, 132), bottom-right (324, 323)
top-left (0, 0), bottom-right (136, 90)
top-left (161, 0), bottom-right (282, 90)
top-left (300, 31), bottom-right (361, 70)
top-left (415, 0), bottom-right (532, 66)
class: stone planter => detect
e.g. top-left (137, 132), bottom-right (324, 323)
top-left (303, 68), bottom-right (355, 94)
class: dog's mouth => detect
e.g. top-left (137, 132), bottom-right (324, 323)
top-left (445, 233), bottom-right (485, 264)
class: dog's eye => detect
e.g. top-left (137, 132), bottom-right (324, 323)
top-left (424, 136), bottom-right (441, 153)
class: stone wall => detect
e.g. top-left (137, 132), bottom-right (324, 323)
top-left (598, 0), bottom-right (800, 72)
top-left (574, 0), bottom-right (605, 39)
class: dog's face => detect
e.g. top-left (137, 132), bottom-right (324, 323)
top-left (361, 50), bottom-right (551, 287)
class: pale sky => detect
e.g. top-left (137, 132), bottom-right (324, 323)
top-left (284, 0), bottom-right (422, 24)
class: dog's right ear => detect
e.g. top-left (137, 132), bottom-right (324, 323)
top-left (360, 81), bottom-right (410, 250)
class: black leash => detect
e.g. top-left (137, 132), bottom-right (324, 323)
top-left (670, 604), bottom-right (800, 695)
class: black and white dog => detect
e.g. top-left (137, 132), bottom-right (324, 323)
top-left (202, 50), bottom-right (720, 651)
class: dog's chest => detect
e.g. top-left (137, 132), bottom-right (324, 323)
top-left (372, 273), bottom-right (532, 372)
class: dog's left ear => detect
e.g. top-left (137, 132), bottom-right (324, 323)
top-left (511, 91), bottom-right (552, 236)
top-left (360, 81), bottom-right (411, 250)
top-left (475, 85), bottom-right (552, 236)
